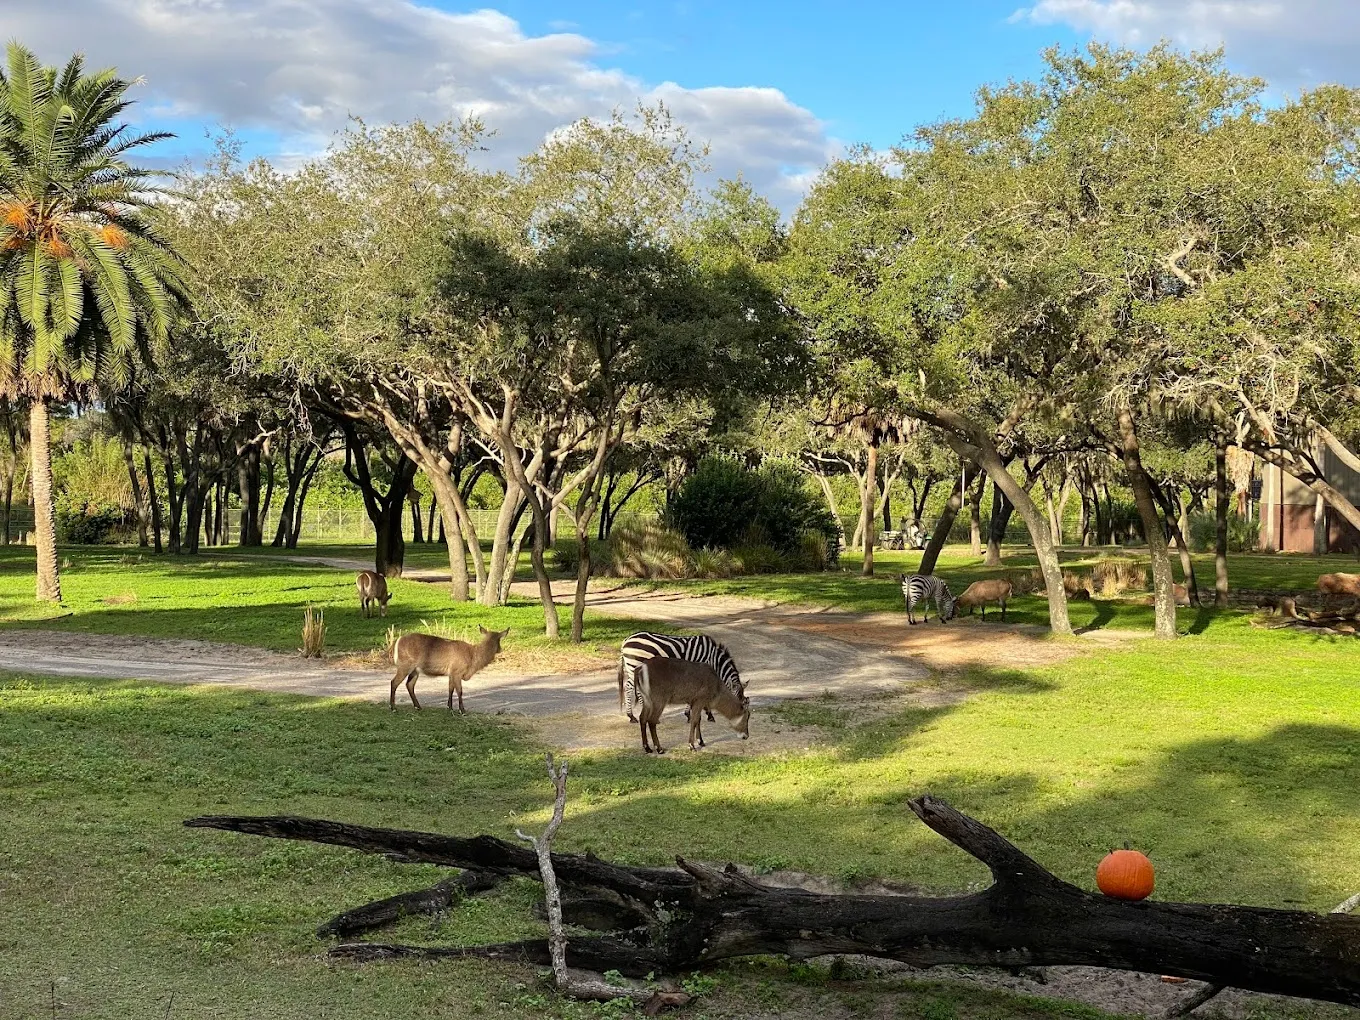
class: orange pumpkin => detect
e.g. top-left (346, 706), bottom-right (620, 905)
top-left (1096, 848), bottom-right (1154, 900)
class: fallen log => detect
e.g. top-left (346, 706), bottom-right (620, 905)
top-left (317, 870), bottom-right (505, 939)
top-left (185, 796), bottom-right (1360, 1007)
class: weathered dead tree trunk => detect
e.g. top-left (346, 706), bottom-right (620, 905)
top-left (185, 796), bottom-right (1360, 1006)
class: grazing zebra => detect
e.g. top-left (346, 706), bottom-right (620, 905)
top-left (618, 632), bottom-right (744, 724)
top-left (899, 573), bottom-right (957, 625)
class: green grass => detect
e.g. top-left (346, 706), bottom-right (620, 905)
top-left (3, 594), bottom-right (1359, 1017)
top-left (0, 547), bottom-right (639, 665)
top-left (1, 543), bottom-right (1358, 1016)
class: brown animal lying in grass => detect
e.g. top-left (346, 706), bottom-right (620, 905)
top-left (635, 657), bottom-right (750, 754)
top-left (388, 626), bottom-right (508, 713)
top-left (1318, 572), bottom-right (1360, 596)
top-left (956, 578), bottom-right (1012, 620)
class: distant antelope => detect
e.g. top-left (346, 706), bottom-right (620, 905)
top-left (388, 626), bottom-right (509, 713)
top-left (633, 657), bottom-right (750, 754)
top-left (356, 571), bottom-right (390, 618)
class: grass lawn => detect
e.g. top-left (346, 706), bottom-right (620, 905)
top-left (4, 613), bottom-right (1360, 1016)
top-left (0, 547), bottom-right (642, 671)
top-left (1, 543), bottom-right (1358, 1017)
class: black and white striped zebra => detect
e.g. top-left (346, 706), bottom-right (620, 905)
top-left (899, 573), bottom-right (957, 624)
top-left (618, 632), bottom-right (743, 723)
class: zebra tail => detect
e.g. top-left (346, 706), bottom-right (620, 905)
top-left (617, 656), bottom-right (625, 709)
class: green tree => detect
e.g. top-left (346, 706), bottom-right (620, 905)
top-left (0, 43), bottom-right (185, 599)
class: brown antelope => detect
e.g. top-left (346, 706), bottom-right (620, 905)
top-left (634, 657), bottom-right (750, 754)
top-left (956, 578), bottom-right (1013, 620)
top-left (356, 571), bottom-right (390, 618)
top-left (388, 626), bottom-right (508, 713)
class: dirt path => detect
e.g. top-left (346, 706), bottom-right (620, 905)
top-left (1, 555), bottom-right (1128, 751)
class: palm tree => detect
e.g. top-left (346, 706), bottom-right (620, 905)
top-left (0, 43), bottom-right (186, 600)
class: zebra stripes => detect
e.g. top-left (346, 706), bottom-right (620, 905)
top-left (618, 632), bottom-right (743, 722)
top-left (899, 573), bottom-right (957, 624)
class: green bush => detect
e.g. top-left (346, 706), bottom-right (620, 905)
top-left (665, 457), bottom-right (839, 563)
top-left (1188, 511), bottom-right (1260, 553)
top-left (56, 499), bottom-right (124, 544)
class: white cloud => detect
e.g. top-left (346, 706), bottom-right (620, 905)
top-left (1016, 0), bottom-right (1360, 86)
top-left (10, 0), bottom-right (839, 207)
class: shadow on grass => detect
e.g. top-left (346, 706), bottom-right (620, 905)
top-left (1074, 598), bottom-right (1116, 634)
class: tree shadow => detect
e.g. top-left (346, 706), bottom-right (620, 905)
top-left (1074, 599), bottom-right (1116, 634)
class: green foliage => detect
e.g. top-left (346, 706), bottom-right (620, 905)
top-left (665, 457), bottom-right (839, 561)
top-left (54, 498), bottom-right (122, 544)
top-left (1189, 512), bottom-right (1261, 554)
top-left (0, 42), bottom-right (188, 390)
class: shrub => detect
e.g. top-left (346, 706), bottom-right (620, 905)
top-left (730, 543), bottom-right (787, 574)
top-left (608, 519), bottom-right (692, 579)
top-left (1090, 556), bottom-right (1148, 597)
top-left (666, 457), bottom-right (839, 564)
top-left (1188, 511), bottom-right (1260, 554)
top-left (690, 547), bottom-right (738, 579)
top-left (55, 499), bottom-right (124, 544)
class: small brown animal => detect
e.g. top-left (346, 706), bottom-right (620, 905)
top-left (956, 578), bottom-right (1013, 620)
top-left (388, 626), bottom-right (508, 713)
top-left (357, 571), bottom-right (390, 618)
top-left (1172, 583), bottom-right (1192, 607)
top-left (1318, 572), bottom-right (1360, 596)
top-left (634, 657), bottom-right (750, 754)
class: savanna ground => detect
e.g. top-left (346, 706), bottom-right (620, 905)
top-left (1, 543), bottom-right (1358, 1019)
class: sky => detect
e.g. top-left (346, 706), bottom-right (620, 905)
top-left (11, 1), bottom-right (1360, 209)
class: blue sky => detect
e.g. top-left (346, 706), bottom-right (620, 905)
top-left (9, 0), bottom-right (1360, 208)
top-left (483, 1), bottom-right (1082, 149)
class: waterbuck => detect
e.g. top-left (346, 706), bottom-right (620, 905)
top-left (388, 626), bottom-right (509, 713)
top-left (356, 571), bottom-right (390, 618)
top-left (634, 657), bottom-right (750, 754)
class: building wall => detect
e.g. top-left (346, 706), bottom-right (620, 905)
top-left (1258, 450), bottom-right (1360, 553)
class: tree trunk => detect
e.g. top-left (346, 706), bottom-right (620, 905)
top-left (1078, 480), bottom-right (1091, 547)
top-left (3, 469), bottom-right (13, 546)
top-left (411, 497), bottom-right (424, 545)
top-left (1117, 407), bottom-right (1176, 639)
top-left (1215, 445), bottom-right (1230, 607)
top-left (28, 399), bottom-right (61, 603)
top-left (373, 459), bottom-right (416, 578)
top-left (920, 468), bottom-right (983, 575)
top-left (427, 494), bottom-right (439, 546)
top-left (1154, 482), bottom-right (1200, 606)
top-left (144, 451), bottom-right (163, 554)
top-left (483, 485), bottom-right (522, 607)
top-left (968, 473), bottom-right (982, 556)
top-left (861, 441), bottom-right (878, 577)
top-left (164, 445), bottom-right (183, 555)
top-left (237, 444), bottom-right (262, 547)
top-left (187, 796), bottom-right (1360, 1007)
top-left (939, 430), bottom-right (1070, 635)
top-left (123, 439), bottom-right (149, 547)
top-left (984, 481), bottom-right (1013, 567)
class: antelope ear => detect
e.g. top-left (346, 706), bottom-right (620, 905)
top-left (478, 625), bottom-right (488, 635)
top-left (500, 628), bottom-right (510, 637)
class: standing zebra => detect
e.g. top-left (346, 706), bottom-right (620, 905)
top-left (899, 573), bottom-right (957, 624)
top-left (618, 632), bottom-right (744, 724)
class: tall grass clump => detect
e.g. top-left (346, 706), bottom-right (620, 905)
top-left (301, 606), bottom-right (326, 658)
